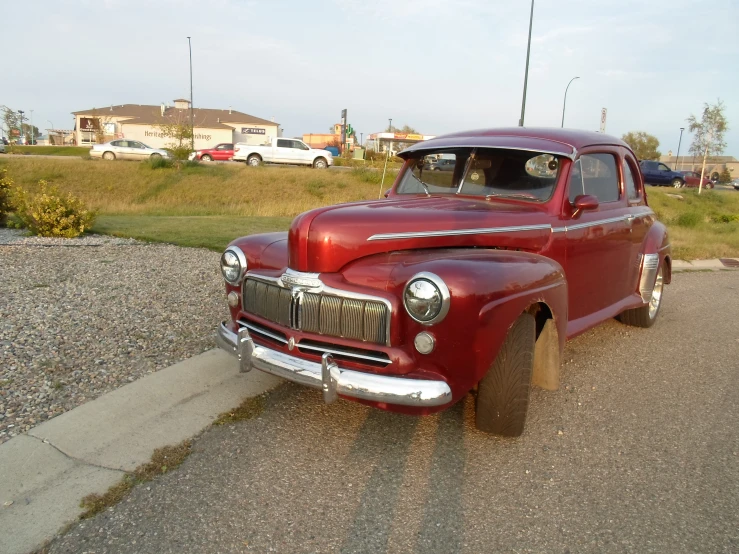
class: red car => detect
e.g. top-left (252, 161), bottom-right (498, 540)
top-left (189, 143), bottom-right (234, 162)
top-left (216, 128), bottom-right (671, 437)
top-left (679, 171), bottom-right (713, 189)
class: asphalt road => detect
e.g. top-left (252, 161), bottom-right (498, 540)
top-left (48, 271), bottom-right (739, 554)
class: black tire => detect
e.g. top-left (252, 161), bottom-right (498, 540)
top-left (475, 313), bottom-right (535, 437)
top-left (201, 154), bottom-right (212, 162)
top-left (313, 157), bottom-right (327, 169)
top-left (618, 262), bottom-right (665, 328)
top-left (672, 178), bottom-right (684, 188)
top-left (247, 154), bottom-right (261, 167)
top-left (103, 151), bottom-right (116, 160)
top-left (150, 153), bottom-right (162, 160)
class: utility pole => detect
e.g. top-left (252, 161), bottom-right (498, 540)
top-left (674, 127), bottom-right (685, 170)
top-left (30, 110), bottom-right (34, 144)
top-left (187, 36), bottom-right (194, 152)
top-left (518, 0), bottom-right (535, 127)
top-left (561, 76), bottom-right (579, 127)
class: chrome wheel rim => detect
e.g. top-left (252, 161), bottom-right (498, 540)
top-left (673, 181), bottom-right (681, 188)
top-left (648, 265), bottom-right (664, 319)
top-left (249, 158), bottom-right (259, 166)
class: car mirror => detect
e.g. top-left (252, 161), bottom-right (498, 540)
top-left (572, 194), bottom-right (598, 218)
top-left (384, 188), bottom-right (391, 198)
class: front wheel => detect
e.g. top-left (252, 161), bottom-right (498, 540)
top-left (475, 313), bottom-right (535, 437)
top-left (201, 154), bottom-right (212, 162)
top-left (247, 155), bottom-right (261, 167)
top-left (313, 157), bottom-right (328, 169)
top-left (672, 178), bottom-right (684, 188)
top-left (103, 151), bottom-right (116, 160)
top-left (619, 263), bottom-right (665, 328)
top-left (150, 153), bottom-right (162, 161)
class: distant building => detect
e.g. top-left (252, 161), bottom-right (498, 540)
top-left (660, 154), bottom-right (738, 181)
top-left (72, 99), bottom-right (280, 150)
top-left (303, 123), bottom-right (356, 151)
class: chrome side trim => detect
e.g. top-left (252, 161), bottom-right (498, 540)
top-left (559, 215), bottom-right (629, 232)
top-left (217, 323), bottom-right (452, 407)
top-left (368, 223), bottom-right (553, 241)
top-left (639, 253), bottom-right (660, 303)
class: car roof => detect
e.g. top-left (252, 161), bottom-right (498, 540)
top-left (399, 127), bottom-right (631, 160)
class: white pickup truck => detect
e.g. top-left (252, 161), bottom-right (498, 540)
top-left (233, 138), bottom-right (333, 169)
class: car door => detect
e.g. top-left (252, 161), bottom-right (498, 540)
top-left (126, 141), bottom-right (145, 160)
top-left (220, 143), bottom-right (234, 161)
top-left (291, 140), bottom-right (312, 164)
top-left (621, 149), bottom-right (652, 289)
top-left (656, 162), bottom-right (675, 185)
top-left (564, 150), bottom-right (635, 324)
top-left (115, 140), bottom-right (136, 160)
top-left (274, 139), bottom-right (293, 163)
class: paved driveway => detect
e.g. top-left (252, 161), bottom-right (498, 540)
top-left (48, 271), bottom-right (739, 554)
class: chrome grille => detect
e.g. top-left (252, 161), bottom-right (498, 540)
top-left (242, 277), bottom-right (389, 345)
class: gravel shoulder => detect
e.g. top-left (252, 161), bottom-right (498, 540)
top-left (0, 230), bottom-right (227, 443)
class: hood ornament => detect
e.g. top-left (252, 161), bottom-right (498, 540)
top-left (280, 270), bottom-right (322, 290)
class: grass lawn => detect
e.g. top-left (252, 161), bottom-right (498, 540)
top-left (92, 215), bottom-right (292, 251)
top-left (6, 145), bottom-right (91, 157)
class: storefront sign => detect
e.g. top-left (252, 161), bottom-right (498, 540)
top-left (80, 117), bottom-right (99, 132)
top-left (241, 127), bottom-right (266, 135)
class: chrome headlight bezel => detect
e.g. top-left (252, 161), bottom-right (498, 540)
top-left (403, 271), bottom-right (450, 325)
top-left (220, 246), bottom-right (247, 285)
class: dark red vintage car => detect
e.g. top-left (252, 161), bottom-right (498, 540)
top-left (216, 128), bottom-right (671, 436)
top-left (189, 143), bottom-right (234, 162)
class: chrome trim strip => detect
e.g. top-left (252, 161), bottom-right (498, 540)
top-left (639, 253), bottom-right (660, 303)
top-left (368, 223), bottom-right (553, 241)
top-left (297, 342), bottom-right (391, 364)
top-left (561, 215), bottom-right (629, 232)
top-left (217, 323), bottom-right (452, 407)
top-left (237, 320), bottom-right (288, 344)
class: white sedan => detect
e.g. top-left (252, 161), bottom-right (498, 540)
top-left (90, 140), bottom-right (171, 161)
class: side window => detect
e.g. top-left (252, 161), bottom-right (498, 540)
top-left (568, 159), bottom-right (584, 203)
top-left (580, 153), bottom-right (619, 203)
top-left (292, 140), bottom-right (309, 150)
top-left (658, 163), bottom-right (671, 172)
top-left (225, 144), bottom-right (233, 150)
top-left (623, 158), bottom-right (640, 201)
top-left (277, 139), bottom-right (290, 148)
top-left (111, 140), bottom-right (121, 147)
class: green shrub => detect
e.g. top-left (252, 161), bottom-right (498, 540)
top-left (719, 168), bottom-right (731, 184)
top-left (351, 167), bottom-right (382, 184)
top-left (166, 146), bottom-right (193, 161)
top-left (710, 213), bottom-right (739, 224)
top-left (16, 181), bottom-right (96, 237)
top-left (147, 156), bottom-right (174, 170)
top-left (674, 211), bottom-right (702, 228)
top-left (0, 168), bottom-right (16, 226)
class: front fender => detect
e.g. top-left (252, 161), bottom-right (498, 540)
top-left (345, 249), bottom-right (568, 403)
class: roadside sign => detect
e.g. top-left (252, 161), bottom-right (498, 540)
top-left (600, 108), bottom-right (607, 133)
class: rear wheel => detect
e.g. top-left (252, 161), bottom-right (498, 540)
top-left (475, 313), bottom-right (535, 437)
top-left (672, 178), bottom-right (684, 188)
top-left (247, 154), bottom-right (261, 167)
top-left (103, 151), bottom-right (115, 160)
top-left (313, 157), bottom-right (327, 169)
top-left (619, 263), bottom-right (664, 328)
top-left (201, 154), bottom-right (212, 162)
top-left (150, 153), bottom-right (162, 161)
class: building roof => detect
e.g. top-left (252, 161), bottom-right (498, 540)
top-left (72, 104), bottom-right (278, 129)
top-left (400, 127), bottom-right (629, 159)
top-left (660, 155), bottom-right (737, 163)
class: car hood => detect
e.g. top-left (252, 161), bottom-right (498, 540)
top-left (288, 196), bottom-right (553, 273)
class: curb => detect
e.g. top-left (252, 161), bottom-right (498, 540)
top-left (672, 258), bottom-right (739, 272)
top-left (0, 349), bottom-right (282, 554)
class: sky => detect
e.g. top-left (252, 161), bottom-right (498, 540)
top-left (2, 0), bottom-right (738, 156)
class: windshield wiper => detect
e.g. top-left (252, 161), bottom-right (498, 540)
top-left (485, 192), bottom-right (536, 201)
top-left (419, 181), bottom-right (431, 197)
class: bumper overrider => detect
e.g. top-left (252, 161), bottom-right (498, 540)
top-left (216, 322), bottom-right (452, 407)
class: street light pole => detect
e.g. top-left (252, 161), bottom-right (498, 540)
top-left (187, 36), bottom-right (194, 152)
top-left (561, 76), bottom-right (580, 127)
top-left (675, 127), bottom-right (685, 170)
top-left (518, 0), bottom-right (535, 127)
top-left (388, 118), bottom-right (392, 132)
top-left (30, 110), bottom-right (34, 144)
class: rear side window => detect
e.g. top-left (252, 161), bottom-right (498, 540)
top-left (580, 153), bottom-right (620, 203)
top-left (623, 158), bottom-right (640, 201)
top-left (277, 139), bottom-right (290, 148)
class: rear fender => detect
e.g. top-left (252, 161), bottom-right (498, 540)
top-left (639, 222), bottom-right (671, 301)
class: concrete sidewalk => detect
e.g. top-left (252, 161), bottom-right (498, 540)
top-left (672, 258), bottom-right (739, 271)
top-left (0, 349), bottom-right (281, 554)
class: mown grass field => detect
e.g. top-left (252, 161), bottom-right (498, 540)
top-left (5, 145), bottom-right (91, 157)
top-left (1, 156), bottom-right (737, 259)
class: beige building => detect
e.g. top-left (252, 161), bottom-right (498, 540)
top-left (660, 154), bottom-right (738, 181)
top-left (72, 99), bottom-right (280, 150)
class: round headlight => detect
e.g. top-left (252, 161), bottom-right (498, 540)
top-left (220, 247), bottom-right (246, 285)
top-left (403, 272), bottom-right (450, 325)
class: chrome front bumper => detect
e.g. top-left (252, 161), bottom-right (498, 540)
top-left (216, 322), bottom-right (452, 407)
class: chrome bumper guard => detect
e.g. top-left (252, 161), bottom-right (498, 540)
top-left (216, 322), bottom-right (452, 407)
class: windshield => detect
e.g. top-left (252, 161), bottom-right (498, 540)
top-left (396, 148), bottom-right (562, 202)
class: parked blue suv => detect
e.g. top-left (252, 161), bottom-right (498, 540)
top-left (639, 160), bottom-right (685, 188)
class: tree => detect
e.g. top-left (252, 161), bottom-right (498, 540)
top-left (2, 107), bottom-right (20, 140)
top-left (156, 111), bottom-right (194, 160)
top-left (621, 131), bottom-right (661, 160)
top-left (687, 99), bottom-right (729, 193)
